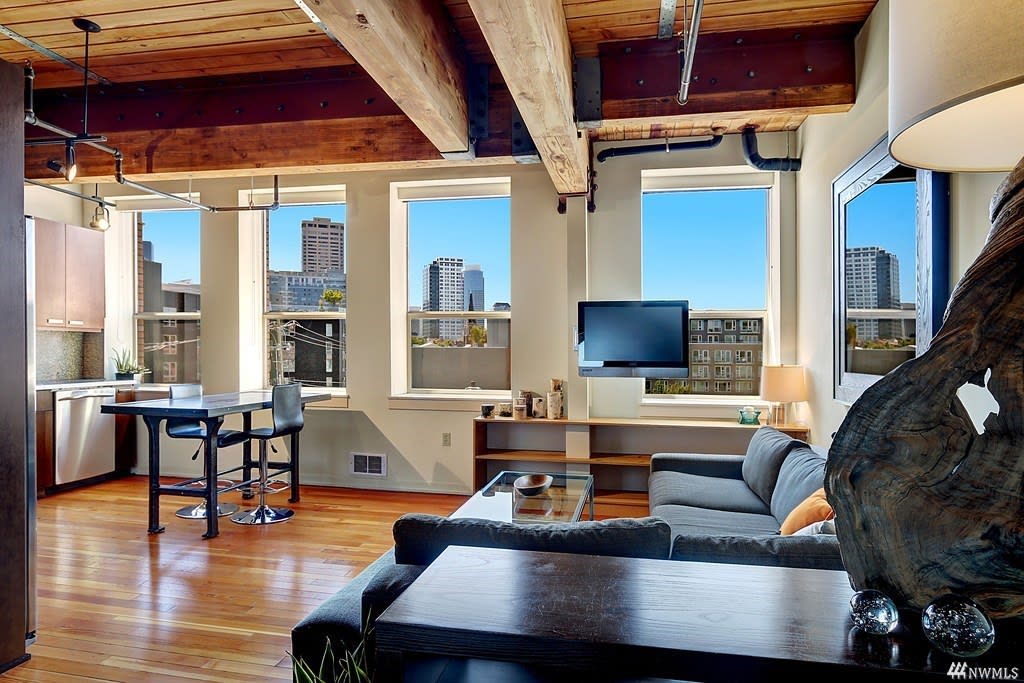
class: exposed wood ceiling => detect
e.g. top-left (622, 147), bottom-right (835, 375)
top-left (1, 0), bottom-right (877, 191)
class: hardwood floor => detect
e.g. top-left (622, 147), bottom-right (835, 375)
top-left (1, 477), bottom-right (467, 683)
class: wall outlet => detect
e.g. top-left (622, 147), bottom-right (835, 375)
top-left (441, 432), bottom-right (451, 447)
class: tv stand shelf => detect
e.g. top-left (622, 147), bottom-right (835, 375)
top-left (472, 417), bottom-right (809, 495)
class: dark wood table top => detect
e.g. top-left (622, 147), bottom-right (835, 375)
top-left (100, 389), bottom-right (330, 418)
top-left (376, 546), bottom-right (1024, 680)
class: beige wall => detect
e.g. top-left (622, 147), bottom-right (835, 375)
top-left (794, 0), bottom-right (1007, 444)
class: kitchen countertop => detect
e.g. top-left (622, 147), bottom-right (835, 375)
top-left (37, 379), bottom-right (137, 391)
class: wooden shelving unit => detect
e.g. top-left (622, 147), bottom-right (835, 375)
top-left (472, 417), bottom-right (810, 510)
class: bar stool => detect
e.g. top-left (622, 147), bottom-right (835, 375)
top-left (231, 382), bottom-right (303, 525)
top-left (166, 383), bottom-right (244, 519)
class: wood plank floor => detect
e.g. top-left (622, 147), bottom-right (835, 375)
top-left (1, 476), bottom-right (468, 683)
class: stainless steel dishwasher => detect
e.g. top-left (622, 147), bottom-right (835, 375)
top-left (54, 387), bottom-right (117, 485)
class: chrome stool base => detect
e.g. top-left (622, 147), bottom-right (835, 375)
top-left (230, 504), bottom-right (294, 525)
top-left (176, 501), bottom-right (240, 519)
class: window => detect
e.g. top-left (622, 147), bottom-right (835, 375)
top-left (735, 365), bottom-right (754, 380)
top-left (692, 349), bottom-right (710, 363)
top-left (265, 202), bottom-right (347, 389)
top-left (398, 183), bottom-right (511, 393)
top-left (736, 350), bottom-right (753, 364)
top-left (690, 334), bottom-right (702, 343)
top-left (162, 335), bottom-right (178, 356)
top-left (735, 381), bottom-right (754, 394)
top-left (691, 365), bottom-right (709, 379)
top-left (137, 210), bottom-right (201, 384)
top-left (643, 185), bottom-right (769, 398)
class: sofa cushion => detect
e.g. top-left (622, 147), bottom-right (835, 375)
top-left (770, 446), bottom-right (829, 524)
top-left (779, 487), bottom-right (835, 535)
top-left (669, 533), bottom-right (844, 570)
top-left (650, 504), bottom-right (781, 537)
top-left (649, 470), bottom-right (770, 515)
top-left (741, 426), bottom-right (807, 505)
top-left (392, 513), bottom-right (672, 565)
top-left (291, 548), bottom-right (397, 669)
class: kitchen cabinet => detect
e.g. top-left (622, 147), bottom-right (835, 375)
top-left (34, 219), bottom-right (104, 331)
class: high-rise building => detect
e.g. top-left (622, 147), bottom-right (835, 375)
top-left (422, 256), bottom-right (464, 340)
top-left (463, 264), bottom-right (484, 311)
top-left (845, 246), bottom-right (902, 340)
top-left (301, 217), bottom-right (345, 274)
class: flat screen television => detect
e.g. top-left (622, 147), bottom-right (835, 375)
top-left (577, 300), bottom-right (689, 378)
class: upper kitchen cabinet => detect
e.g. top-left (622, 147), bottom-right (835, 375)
top-left (35, 218), bottom-right (105, 331)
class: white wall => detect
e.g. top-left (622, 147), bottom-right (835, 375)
top-left (795, 0), bottom-right (1008, 444)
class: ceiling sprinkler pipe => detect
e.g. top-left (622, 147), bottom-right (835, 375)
top-left (676, 0), bottom-right (705, 106)
top-left (596, 134), bottom-right (722, 162)
top-left (741, 126), bottom-right (802, 172)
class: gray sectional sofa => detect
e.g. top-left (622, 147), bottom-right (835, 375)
top-left (649, 425), bottom-right (843, 570)
top-left (291, 426), bottom-right (843, 672)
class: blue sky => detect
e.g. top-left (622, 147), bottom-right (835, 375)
top-left (408, 197), bottom-right (511, 308)
top-left (141, 209), bottom-right (201, 283)
top-left (845, 180), bottom-right (917, 302)
top-left (643, 188), bottom-right (768, 309)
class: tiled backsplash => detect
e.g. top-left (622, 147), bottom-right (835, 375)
top-left (36, 330), bottom-right (104, 382)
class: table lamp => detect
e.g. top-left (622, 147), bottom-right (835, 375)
top-left (760, 365), bottom-right (807, 427)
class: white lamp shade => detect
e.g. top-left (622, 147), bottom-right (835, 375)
top-left (889, 0), bottom-right (1024, 172)
top-left (760, 365), bottom-right (808, 403)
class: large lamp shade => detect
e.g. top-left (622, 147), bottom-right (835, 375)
top-left (889, 0), bottom-right (1024, 172)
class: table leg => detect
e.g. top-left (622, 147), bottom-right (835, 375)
top-left (289, 431), bottom-right (300, 503)
top-left (201, 417), bottom-right (223, 539)
top-left (241, 411), bottom-right (254, 499)
top-left (142, 416), bottom-right (165, 534)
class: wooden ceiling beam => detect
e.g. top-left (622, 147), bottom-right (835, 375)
top-left (23, 116), bottom-right (511, 182)
top-left (466, 0), bottom-right (589, 195)
top-left (310, 0), bottom-right (469, 155)
top-left (591, 25), bottom-right (856, 127)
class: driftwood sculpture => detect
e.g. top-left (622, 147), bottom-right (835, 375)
top-left (826, 156), bottom-right (1024, 618)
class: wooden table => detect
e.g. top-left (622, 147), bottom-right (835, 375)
top-left (102, 389), bottom-right (329, 539)
top-left (376, 546), bottom-right (1024, 681)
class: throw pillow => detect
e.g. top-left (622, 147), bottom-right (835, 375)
top-left (791, 519), bottom-right (837, 536)
top-left (780, 488), bottom-right (835, 535)
top-left (741, 426), bottom-right (807, 505)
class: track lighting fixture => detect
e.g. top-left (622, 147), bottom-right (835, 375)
top-left (88, 184), bottom-right (109, 231)
top-left (45, 141), bottom-right (77, 181)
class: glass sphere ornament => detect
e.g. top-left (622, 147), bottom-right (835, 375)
top-left (849, 589), bottom-right (900, 635)
top-left (921, 595), bottom-right (995, 658)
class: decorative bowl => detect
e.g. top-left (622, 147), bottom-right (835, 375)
top-left (513, 474), bottom-right (553, 497)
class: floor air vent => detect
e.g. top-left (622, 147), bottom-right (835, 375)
top-left (350, 452), bottom-right (387, 477)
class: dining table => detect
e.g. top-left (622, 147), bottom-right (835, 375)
top-left (102, 389), bottom-right (330, 539)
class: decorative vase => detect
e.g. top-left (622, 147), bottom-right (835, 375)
top-left (115, 372), bottom-right (134, 381)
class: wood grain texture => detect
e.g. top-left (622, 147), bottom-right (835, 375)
top-left (826, 154), bottom-right (1024, 617)
top-left (376, 545), bottom-right (1014, 679)
top-left (0, 477), bottom-right (467, 682)
top-left (312, 0), bottom-right (469, 154)
top-left (0, 58), bottom-right (28, 672)
top-left (466, 0), bottom-right (590, 194)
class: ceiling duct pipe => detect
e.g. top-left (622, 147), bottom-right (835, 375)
top-left (741, 125), bottom-right (801, 172)
top-left (597, 134), bottom-right (723, 163)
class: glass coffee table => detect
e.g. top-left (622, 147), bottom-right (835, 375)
top-left (452, 470), bottom-right (595, 523)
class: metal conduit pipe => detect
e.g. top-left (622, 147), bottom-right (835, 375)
top-left (596, 134), bottom-right (723, 162)
top-left (741, 125), bottom-right (802, 172)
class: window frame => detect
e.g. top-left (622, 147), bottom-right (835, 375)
top-left (257, 187), bottom-right (349, 395)
top-left (389, 177), bottom-right (512, 400)
top-left (639, 167), bottom-right (783, 413)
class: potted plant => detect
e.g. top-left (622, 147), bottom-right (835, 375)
top-left (112, 347), bottom-right (149, 381)
top-left (321, 288), bottom-right (345, 311)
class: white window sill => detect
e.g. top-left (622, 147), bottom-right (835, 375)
top-left (640, 396), bottom-right (770, 420)
top-left (389, 392), bottom-right (508, 412)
